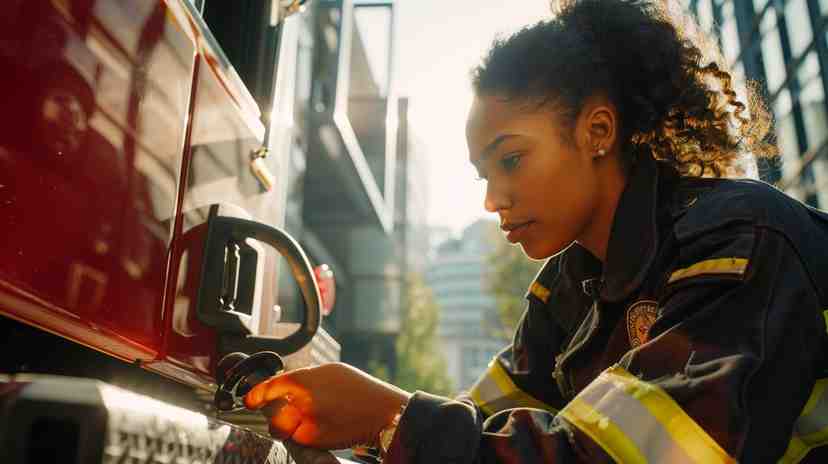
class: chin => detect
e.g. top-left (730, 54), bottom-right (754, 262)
top-left (520, 243), bottom-right (560, 261)
top-left (519, 242), bottom-right (561, 261)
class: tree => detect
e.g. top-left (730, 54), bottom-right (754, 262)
top-left (389, 273), bottom-right (454, 396)
top-left (485, 234), bottom-right (544, 335)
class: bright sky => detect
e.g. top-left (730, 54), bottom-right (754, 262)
top-left (394, 1), bottom-right (552, 233)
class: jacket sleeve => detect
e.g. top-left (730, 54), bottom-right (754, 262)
top-left (601, 225), bottom-right (824, 463)
top-left (465, 294), bottom-right (570, 418)
top-left (384, 224), bottom-right (825, 463)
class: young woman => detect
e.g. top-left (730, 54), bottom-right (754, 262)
top-left (245, 0), bottom-right (828, 462)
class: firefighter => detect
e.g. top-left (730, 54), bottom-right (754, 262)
top-left (245, 0), bottom-right (828, 462)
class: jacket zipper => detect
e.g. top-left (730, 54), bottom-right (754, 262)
top-left (554, 298), bottom-right (601, 399)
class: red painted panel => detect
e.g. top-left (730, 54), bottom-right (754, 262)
top-left (162, 40), bottom-right (283, 379)
top-left (0, 0), bottom-right (196, 365)
top-left (0, 0), bottom-right (292, 387)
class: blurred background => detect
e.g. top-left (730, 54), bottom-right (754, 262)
top-left (1, 0), bottom-right (825, 398)
top-left (277, 0), bottom-right (828, 395)
top-left (2, 2), bottom-right (824, 460)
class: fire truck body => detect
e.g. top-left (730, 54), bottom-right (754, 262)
top-left (0, 1), bottom-right (402, 462)
top-left (0, 0), bottom-right (320, 388)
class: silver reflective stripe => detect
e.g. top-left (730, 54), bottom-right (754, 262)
top-left (472, 370), bottom-right (501, 405)
top-left (577, 375), bottom-right (695, 464)
top-left (559, 366), bottom-right (734, 464)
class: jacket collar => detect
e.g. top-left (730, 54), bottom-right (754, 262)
top-left (600, 153), bottom-right (665, 302)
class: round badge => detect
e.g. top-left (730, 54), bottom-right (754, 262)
top-left (626, 300), bottom-right (658, 348)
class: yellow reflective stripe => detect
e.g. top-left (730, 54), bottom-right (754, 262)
top-left (469, 359), bottom-right (556, 416)
top-left (529, 281), bottom-right (551, 303)
top-left (801, 379), bottom-right (828, 418)
top-left (470, 385), bottom-right (495, 416)
top-left (781, 436), bottom-right (810, 464)
top-left (610, 368), bottom-right (734, 464)
top-left (488, 360), bottom-right (555, 411)
top-left (561, 398), bottom-right (647, 464)
top-left (780, 378), bottom-right (828, 464)
top-left (667, 258), bottom-right (748, 284)
top-left (560, 365), bottom-right (735, 464)
top-left (822, 309), bottom-right (828, 334)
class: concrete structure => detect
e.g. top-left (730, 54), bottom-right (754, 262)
top-left (426, 220), bottom-right (508, 391)
top-left (267, 0), bottom-right (420, 373)
top-left (686, 0), bottom-right (827, 202)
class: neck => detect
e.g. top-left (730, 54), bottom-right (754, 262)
top-left (577, 160), bottom-right (628, 262)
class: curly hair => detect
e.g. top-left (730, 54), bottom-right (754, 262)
top-left (471, 0), bottom-right (777, 178)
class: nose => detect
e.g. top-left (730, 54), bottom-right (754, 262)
top-left (484, 179), bottom-right (511, 213)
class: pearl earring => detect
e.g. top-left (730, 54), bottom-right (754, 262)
top-left (597, 149), bottom-right (606, 157)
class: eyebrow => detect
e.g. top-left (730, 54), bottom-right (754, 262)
top-left (472, 134), bottom-right (520, 169)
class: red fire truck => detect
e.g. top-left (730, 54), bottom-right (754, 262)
top-left (0, 0), bottom-right (358, 462)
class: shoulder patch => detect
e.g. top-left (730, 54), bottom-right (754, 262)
top-left (667, 257), bottom-right (749, 285)
top-left (626, 300), bottom-right (658, 348)
top-left (529, 281), bottom-right (551, 303)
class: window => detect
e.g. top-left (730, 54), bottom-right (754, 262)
top-left (797, 51), bottom-right (822, 86)
top-left (720, 2), bottom-right (741, 65)
top-left (774, 92), bottom-right (804, 196)
top-left (752, 0), bottom-right (770, 16)
top-left (784, 0), bottom-right (814, 59)
top-left (353, 6), bottom-right (392, 97)
top-left (799, 77), bottom-right (826, 151)
top-left (761, 29), bottom-right (787, 93)
top-left (697, 0), bottom-right (715, 33)
top-left (198, 1), bottom-right (279, 104)
top-left (796, 53), bottom-right (825, 149)
top-left (758, 3), bottom-right (778, 36)
top-left (774, 87), bottom-right (793, 116)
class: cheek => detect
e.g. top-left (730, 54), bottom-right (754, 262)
top-left (525, 164), bottom-right (598, 257)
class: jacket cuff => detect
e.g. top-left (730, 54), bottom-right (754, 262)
top-left (384, 391), bottom-right (481, 464)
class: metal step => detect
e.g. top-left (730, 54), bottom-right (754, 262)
top-left (0, 375), bottom-right (355, 464)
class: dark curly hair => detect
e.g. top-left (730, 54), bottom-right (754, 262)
top-left (472, 0), bottom-right (777, 178)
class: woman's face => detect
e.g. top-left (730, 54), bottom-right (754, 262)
top-left (466, 95), bottom-right (603, 260)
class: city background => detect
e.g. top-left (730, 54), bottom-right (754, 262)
top-left (3, 0), bottom-right (825, 457)
top-left (265, 0), bottom-right (828, 394)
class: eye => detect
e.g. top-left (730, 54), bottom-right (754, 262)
top-left (499, 153), bottom-right (522, 172)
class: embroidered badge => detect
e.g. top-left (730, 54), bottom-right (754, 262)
top-left (626, 300), bottom-right (658, 348)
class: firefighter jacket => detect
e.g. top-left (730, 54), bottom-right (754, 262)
top-left (384, 154), bottom-right (828, 463)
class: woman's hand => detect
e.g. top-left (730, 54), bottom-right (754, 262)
top-left (244, 362), bottom-right (411, 450)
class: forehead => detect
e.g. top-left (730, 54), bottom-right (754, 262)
top-left (466, 95), bottom-right (561, 155)
top-left (466, 95), bottom-right (522, 139)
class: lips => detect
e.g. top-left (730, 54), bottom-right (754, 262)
top-left (501, 220), bottom-right (534, 243)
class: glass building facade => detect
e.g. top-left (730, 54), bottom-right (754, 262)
top-left (687, 0), bottom-right (828, 204)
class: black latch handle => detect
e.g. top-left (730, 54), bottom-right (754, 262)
top-left (197, 205), bottom-right (322, 356)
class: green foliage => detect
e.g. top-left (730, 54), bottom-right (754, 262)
top-left (485, 234), bottom-right (544, 335)
top-left (392, 273), bottom-right (454, 397)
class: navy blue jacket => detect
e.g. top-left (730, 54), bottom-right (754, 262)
top-left (386, 154), bottom-right (828, 463)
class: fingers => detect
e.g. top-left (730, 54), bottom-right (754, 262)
top-left (266, 398), bottom-right (303, 441)
top-left (245, 371), bottom-right (300, 410)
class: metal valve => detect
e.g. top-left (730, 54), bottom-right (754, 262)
top-left (214, 351), bottom-right (284, 412)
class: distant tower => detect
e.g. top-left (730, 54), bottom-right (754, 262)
top-left (425, 219), bottom-right (507, 391)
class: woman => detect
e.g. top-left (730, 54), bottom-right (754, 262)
top-left (246, 0), bottom-right (828, 462)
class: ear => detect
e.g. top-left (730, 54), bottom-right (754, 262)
top-left (576, 96), bottom-right (618, 159)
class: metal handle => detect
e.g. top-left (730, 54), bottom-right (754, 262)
top-left (197, 206), bottom-right (322, 356)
